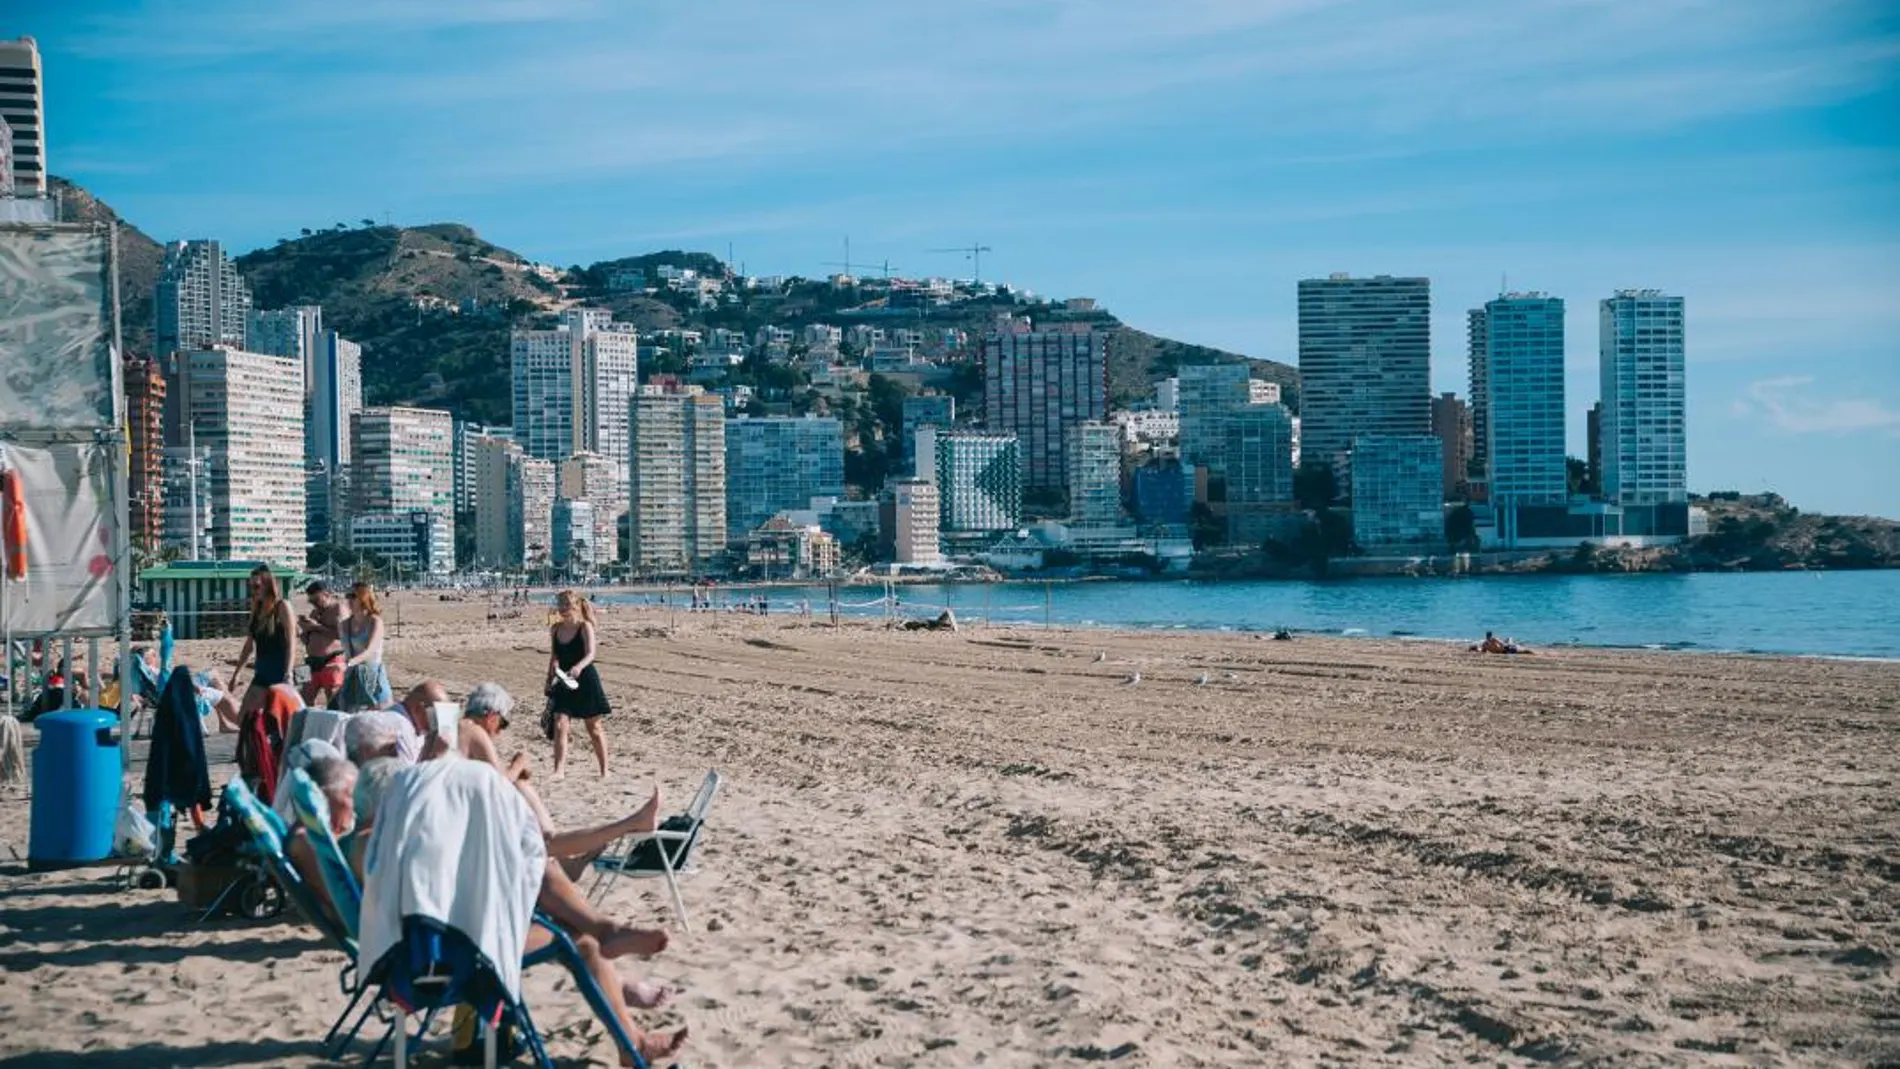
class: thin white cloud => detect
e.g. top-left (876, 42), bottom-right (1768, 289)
top-left (1738, 377), bottom-right (1900, 435)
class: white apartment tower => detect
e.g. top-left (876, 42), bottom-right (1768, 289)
top-left (350, 406), bottom-right (457, 576)
top-left (885, 480), bottom-right (942, 565)
top-left (157, 240), bottom-right (254, 447)
top-left (1065, 421), bottom-right (1124, 526)
top-left (560, 450), bottom-right (627, 566)
top-left (1297, 274), bottom-right (1431, 467)
top-left (628, 391), bottom-right (726, 574)
top-left (1483, 294), bottom-right (1567, 506)
top-left (181, 348), bottom-right (306, 568)
top-left (0, 37), bottom-right (46, 197)
top-left (1599, 290), bottom-right (1687, 506)
top-left (511, 309), bottom-right (639, 470)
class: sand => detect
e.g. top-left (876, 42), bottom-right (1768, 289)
top-left (1, 595), bottom-right (1897, 1067)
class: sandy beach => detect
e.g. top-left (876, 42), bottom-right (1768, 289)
top-left (2, 596), bottom-right (1897, 1067)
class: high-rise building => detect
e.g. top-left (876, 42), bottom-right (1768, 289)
top-left (981, 327), bottom-right (1108, 492)
top-left (880, 480), bottom-right (941, 565)
top-left (1585, 402), bottom-right (1603, 498)
top-left (124, 356), bottom-right (166, 552)
top-left (245, 306), bottom-right (319, 389)
top-left (1430, 393), bottom-right (1473, 502)
top-left (552, 498), bottom-right (597, 569)
top-left (628, 390), bottom-right (726, 574)
top-left (310, 331), bottom-right (363, 469)
top-left (472, 435), bottom-right (529, 568)
top-left (1599, 290), bottom-right (1687, 506)
top-left (1132, 462), bottom-right (1189, 526)
top-left (1349, 435), bottom-right (1444, 549)
top-left (515, 456), bottom-right (557, 568)
top-left (157, 240), bottom-right (253, 447)
top-left (511, 309), bottom-right (639, 468)
top-left (350, 406), bottom-right (456, 576)
top-left (934, 433), bottom-right (1023, 533)
top-left (1222, 404), bottom-right (1297, 545)
top-left (1297, 274), bottom-right (1431, 467)
top-left (454, 421), bottom-right (512, 514)
top-left (1466, 307), bottom-right (1489, 493)
top-left (900, 395), bottom-right (955, 462)
top-left (723, 416), bottom-right (845, 540)
top-left (1176, 364), bottom-right (1253, 473)
top-left (1483, 294), bottom-right (1567, 507)
top-left (0, 37), bottom-right (46, 197)
top-left (180, 347), bottom-right (305, 567)
top-left (560, 450), bottom-right (626, 566)
top-left (1065, 421), bottom-right (1123, 526)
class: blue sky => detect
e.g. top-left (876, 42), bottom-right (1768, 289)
top-left (16, 0), bottom-right (1900, 516)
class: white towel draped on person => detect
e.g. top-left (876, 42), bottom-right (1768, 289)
top-left (357, 757), bottom-right (546, 1003)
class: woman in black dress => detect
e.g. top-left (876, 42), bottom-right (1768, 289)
top-left (547, 589), bottom-right (611, 778)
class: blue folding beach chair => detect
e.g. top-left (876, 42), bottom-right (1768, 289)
top-left (223, 779), bottom-right (371, 1058)
top-left (285, 770), bottom-right (656, 1069)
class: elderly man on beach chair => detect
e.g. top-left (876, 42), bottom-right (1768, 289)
top-left (393, 681), bottom-right (669, 887)
top-left (287, 756), bottom-right (687, 1065)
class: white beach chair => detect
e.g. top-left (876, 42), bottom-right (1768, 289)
top-left (586, 770), bottom-right (722, 933)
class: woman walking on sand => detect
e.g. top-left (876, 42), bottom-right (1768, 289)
top-left (337, 581), bottom-right (393, 712)
top-left (547, 589), bottom-right (611, 779)
top-left (231, 564), bottom-right (297, 719)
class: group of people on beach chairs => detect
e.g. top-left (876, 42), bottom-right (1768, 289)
top-left (255, 678), bottom-right (690, 1065)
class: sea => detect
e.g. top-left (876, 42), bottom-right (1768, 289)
top-left (603, 570), bottom-right (1900, 661)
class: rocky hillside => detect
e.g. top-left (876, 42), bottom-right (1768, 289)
top-left (234, 222), bottom-right (562, 423)
top-left (63, 178), bottom-right (1295, 425)
top-left (1683, 494), bottom-right (1900, 570)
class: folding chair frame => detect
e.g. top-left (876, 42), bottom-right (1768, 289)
top-left (587, 770), bottom-right (722, 933)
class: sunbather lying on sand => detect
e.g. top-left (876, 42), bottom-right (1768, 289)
top-left (292, 755), bottom-right (686, 1063)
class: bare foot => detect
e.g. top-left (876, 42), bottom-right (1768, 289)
top-left (621, 1026), bottom-right (687, 1065)
top-left (551, 764), bottom-right (565, 782)
top-left (600, 924), bottom-right (668, 960)
top-left (623, 978), bottom-right (671, 1009)
top-left (623, 786), bottom-right (662, 835)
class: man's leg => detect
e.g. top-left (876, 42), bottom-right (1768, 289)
top-left (541, 928), bottom-right (688, 1066)
top-left (536, 857), bottom-right (667, 960)
top-left (542, 787), bottom-right (660, 862)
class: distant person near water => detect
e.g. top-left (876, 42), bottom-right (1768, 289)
top-left (547, 589), bottom-right (612, 779)
top-left (298, 580), bottom-right (347, 708)
top-left (231, 564), bottom-right (297, 720)
top-left (1471, 630), bottom-right (1534, 655)
top-left (338, 582), bottom-right (393, 711)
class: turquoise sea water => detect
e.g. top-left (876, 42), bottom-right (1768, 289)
top-left (611, 570), bottom-right (1900, 660)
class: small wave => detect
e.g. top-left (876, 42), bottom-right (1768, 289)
top-left (1341, 628), bottom-right (1368, 636)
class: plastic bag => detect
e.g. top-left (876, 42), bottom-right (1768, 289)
top-left (115, 801), bottom-right (157, 860)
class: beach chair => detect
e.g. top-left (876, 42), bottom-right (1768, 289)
top-left (377, 917), bottom-right (552, 1069)
top-left (223, 779), bottom-right (375, 1058)
top-left (588, 770), bottom-right (723, 932)
top-left (285, 770), bottom-right (654, 1069)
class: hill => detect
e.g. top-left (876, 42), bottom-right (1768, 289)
top-left (61, 178), bottom-right (1298, 432)
top-left (234, 222), bottom-right (564, 423)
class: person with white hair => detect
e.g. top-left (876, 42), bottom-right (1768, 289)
top-left (454, 682), bottom-right (663, 878)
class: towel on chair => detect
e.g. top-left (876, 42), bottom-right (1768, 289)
top-left (358, 758), bottom-right (545, 1002)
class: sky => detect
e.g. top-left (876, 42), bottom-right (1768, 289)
top-left (13, 0), bottom-right (1900, 516)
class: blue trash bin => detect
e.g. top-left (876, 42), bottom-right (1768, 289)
top-left (28, 708), bottom-right (123, 870)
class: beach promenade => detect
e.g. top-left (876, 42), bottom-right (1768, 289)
top-left (1, 599), bottom-right (1896, 1066)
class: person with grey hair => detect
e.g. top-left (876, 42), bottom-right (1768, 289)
top-left (455, 682), bottom-right (664, 878)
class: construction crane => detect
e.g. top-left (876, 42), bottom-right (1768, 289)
top-left (821, 236), bottom-right (874, 280)
top-left (928, 242), bottom-right (993, 283)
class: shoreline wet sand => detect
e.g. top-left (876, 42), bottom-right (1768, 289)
top-left (2, 598), bottom-right (1896, 1066)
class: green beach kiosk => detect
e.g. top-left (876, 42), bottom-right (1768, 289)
top-left (137, 561), bottom-right (309, 640)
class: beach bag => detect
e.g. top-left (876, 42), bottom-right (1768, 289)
top-left (539, 695), bottom-right (558, 741)
top-left (622, 813), bottom-right (698, 871)
top-left (115, 801), bottom-right (157, 860)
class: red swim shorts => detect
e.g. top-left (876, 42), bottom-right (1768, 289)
top-left (306, 654), bottom-right (345, 690)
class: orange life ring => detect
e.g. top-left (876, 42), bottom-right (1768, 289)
top-left (1, 468), bottom-right (25, 580)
